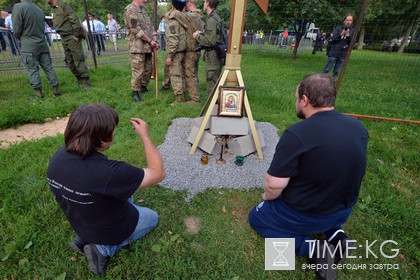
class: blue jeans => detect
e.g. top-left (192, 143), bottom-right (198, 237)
top-left (323, 56), bottom-right (345, 78)
top-left (95, 198), bottom-right (158, 257)
top-left (248, 197), bottom-right (352, 256)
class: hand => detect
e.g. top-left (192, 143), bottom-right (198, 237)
top-left (72, 36), bottom-right (79, 42)
top-left (130, 118), bottom-right (149, 140)
top-left (165, 56), bottom-right (171, 66)
top-left (193, 30), bottom-right (202, 39)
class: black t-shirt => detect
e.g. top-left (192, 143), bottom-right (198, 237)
top-left (268, 110), bottom-right (368, 215)
top-left (47, 146), bottom-right (144, 245)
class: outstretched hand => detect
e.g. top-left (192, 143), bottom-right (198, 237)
top-left (130, 118), bottom-right (149, 139)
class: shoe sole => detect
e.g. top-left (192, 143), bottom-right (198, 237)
top-left (69, 241), bottom-right (84, 256)
top-left (84, 245), bottom-right (106, 276)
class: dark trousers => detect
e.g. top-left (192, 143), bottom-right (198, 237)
top-left (248, 197), bottom-right (353, 256)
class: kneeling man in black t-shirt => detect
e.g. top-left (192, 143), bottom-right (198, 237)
top-left (47, 103), bottom-right (165, 276)
top-left (249, 73), bottom-right (368, 280)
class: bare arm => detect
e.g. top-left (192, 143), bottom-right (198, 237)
top-left (130, 118), bottom-right (165, 188)
top-left (261, 173), bottom-right (289, 201)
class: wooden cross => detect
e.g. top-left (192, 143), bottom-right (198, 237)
top-left (189, 0), bottom-right (269, 159)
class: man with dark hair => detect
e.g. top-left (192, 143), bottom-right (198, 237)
top-left (12, 0), bottom-right (60, 98)
top-left (249, 73), bottom-right (368, 280)
top-left (323, 14), bottom-right (355, 78)
top-left (47, 103), bottom-right (165, 275)
top-left (45, 0), bottom-right (91, 90)
top-left (193, 0), bottom-right (224, 94)
top-left (124, 0), bottom-right (159, 102)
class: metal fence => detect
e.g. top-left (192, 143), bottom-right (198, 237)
top-left (0, 30), bottom-right (129, 78)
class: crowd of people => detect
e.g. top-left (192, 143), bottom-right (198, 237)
top-left (6, 1), bottom-right (369, 279)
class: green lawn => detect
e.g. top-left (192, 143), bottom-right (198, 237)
top-left (0, 47), bottom-right (419, 279)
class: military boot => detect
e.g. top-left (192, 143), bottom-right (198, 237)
top-left (132, 91), bottom-right (142, 102)
top-left (53, 85), bottom-right (61, 97)
top-left (83, 78), bottom-right (92, 90)
top-left (34, 88), bottom-right (44, 99)
top-left (76, 76), bottom-right (83, 85)
top-left (171, 95), bottom-right (184, 106)
top-left (140, 85), bottom-right (149, 93)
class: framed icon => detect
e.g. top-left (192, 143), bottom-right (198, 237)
top-left (218, 86), bottom-right (245, 117)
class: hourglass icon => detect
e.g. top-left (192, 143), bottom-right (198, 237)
top-left (272, 241), bottom-right (289, 266)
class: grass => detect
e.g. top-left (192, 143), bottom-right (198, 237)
top-left (0, 46), bottom-right (419, 279)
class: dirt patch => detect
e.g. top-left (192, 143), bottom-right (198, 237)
top-left (0, 117), bottom-right (69, 149)
top-left (184, 216), bottom-right (201, 234)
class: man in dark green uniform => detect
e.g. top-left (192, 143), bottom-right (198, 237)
top-left (193, 0), bottom-right (224, 95)
top-left (13, 0), bottom-right (60, 98)
top-left (45, 0), bottom-right (91, 90)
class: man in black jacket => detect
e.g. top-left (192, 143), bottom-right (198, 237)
top-left (323, 14), bottom-right (354, 78)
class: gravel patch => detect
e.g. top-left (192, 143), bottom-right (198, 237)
top-left (158, 118), bottom-right (280, 200)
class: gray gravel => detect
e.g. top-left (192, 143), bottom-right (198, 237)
top-left (157, 118), bottom-right (280, 200)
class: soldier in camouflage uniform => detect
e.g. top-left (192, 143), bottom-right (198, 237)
top-left (124, 0), bottom-right (159, 102)
top-left (165, 0), bottom-right (188, 105)
top-left (159, 12), bottom-right (171, 92)
top-left (193, 0), bottom-right (224, 95)
top-left (184, 0), bottom-right (204, 104)
top-left (45, 0), bottom-right (91, 90)
top-left (13, 0), bottom-right (60, 98)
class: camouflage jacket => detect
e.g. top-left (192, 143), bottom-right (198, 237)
top-left (124, 3), bottom-right (156, 54)
top-left (165, 10), bottom-right (188, 55)
top-left (185, 10), bottom-right (204, 51)
top-left (196, 9), bottom-right (224, 48)
top-left (52, 0), bottom-right (84, 38)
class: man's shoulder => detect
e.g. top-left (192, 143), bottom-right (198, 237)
top-left (125, 3), bottom-right (138, 13)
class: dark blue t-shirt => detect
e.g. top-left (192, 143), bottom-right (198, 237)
top-left (47, 146), bottom-right (144, 245)
top-left (268, 110), bottom-right (368, 215)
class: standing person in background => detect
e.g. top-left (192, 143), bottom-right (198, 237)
top-left (107, 14), bottom-right (119, 51)
top-left (312, 31), bottom-right (326, 55)
top-left (0, 11), bottom-right (8, 52)
top-left (165, 0), bottom-right (188, 105)
top-left (323, 14), bottom-right (355, 78)
top-left (184, 0), bottom-right (204, 104)
top-left (193, 0), bottom-right (224, 95)
top-left (249, 73), bottom-right (368, 280)
top-left (95, 15), bottom-right (106, 54)
top-left (159, 12), bottom-right (171, 92)
top-left (4, 7), bottom-right (19, 55)
top-left (45, 0), bottom-right (91, 90)
top-left (12, 0), bottom-right (60, 98)
top-left (124, 0), bottom-right (159, 102)
top-left (157, 15), bottom-right (167, 51)
top-left (47, 103), bottom-right (165, 276)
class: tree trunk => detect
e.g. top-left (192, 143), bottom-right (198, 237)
top-left (357, 26), bottom-right (365, 49)
top-left (292, 21), bottom-right (305, 60)
top-left (398, 16), bottom-right (416, 54)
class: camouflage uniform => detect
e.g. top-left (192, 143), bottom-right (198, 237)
top-left (52, 0), bottom-right (89, 82)
top-left (165, 10), bottom-right (187, 99)
top-left (195, 9), bottom-right (224, 94)
top-left (185, 9), bottom-right (204, 102)
top-left (124, 2), bottom-right (156, 92)
top-left (13, 0), bottom-right (59, 97)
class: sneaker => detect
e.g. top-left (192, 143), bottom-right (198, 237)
top-left (334, 237), bottom-right (355, 264)
top-left (84, 244), bottom-right (108, 276)
top-left (69, 235), bottom-right (85, 256)
top-left (309, 242), bottom-right (336, 280)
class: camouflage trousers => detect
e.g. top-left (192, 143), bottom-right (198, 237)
top-left (61, 36), bottom-right (89, 79)
top-left (20, 51), bottom-right (58, 89)
top-left (162, 62), bottom-right (171, 88)
top-left (184, 51), bottom-right (200, 102)
top-left (169, 52), bottom-right (185, 96)
top-left (204, 49), bottom-right (223, 94)
top-left (130, 52), bottom-right (153, 91)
